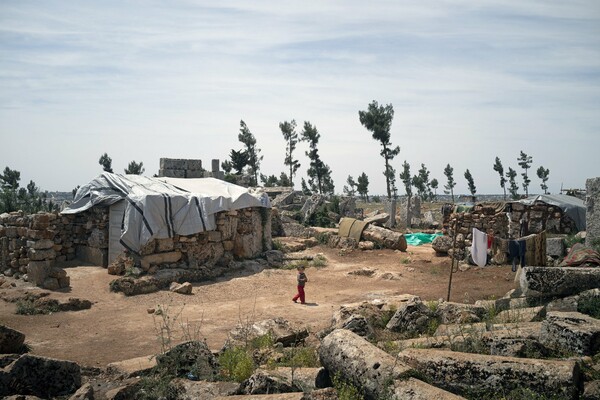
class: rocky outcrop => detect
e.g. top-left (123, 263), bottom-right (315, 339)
top-left (156, 341), bottom-right (219, 380)
top-left (238, 367), bottom-right (329, 395)
top-left (0, 354), bottom-right (81, 398)
top-left (432, 235), bottom-right (453, 254)
top-left (398, 348), bottom-right (580, 399)
top-left (541, 311), bottom-right (600, 356)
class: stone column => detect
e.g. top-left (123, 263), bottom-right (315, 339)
top-left (586, 177), bottom-right (600, 247)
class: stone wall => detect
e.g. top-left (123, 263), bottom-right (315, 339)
top-left (506, 201), bottom-right (577, 238)
top-left (1, 206), bottom-right (271, 289)
top-left (586, 177), bottom-right (600, 248)
top-left (158, 158), bottom-right (225, 180)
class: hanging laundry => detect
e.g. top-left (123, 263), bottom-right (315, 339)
top-left (508, 239), bottom-right (526, 272)
top-left (471, 228), bottom-right (488, 267)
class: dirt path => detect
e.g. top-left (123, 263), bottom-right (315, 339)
top-left (0, 244), bottom-right (516, 367)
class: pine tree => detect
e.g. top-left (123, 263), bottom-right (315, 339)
top-left (358, 100), bottom-right (400, 200)
top-left (238, 120), bottom-right (263, 186)
top-left (443, 164), bottom-right (456, 203)
top-left (493, 157), bottom-right (507, 200)
top-left (124, 160), bottom-right (145, 175)
top-left (301, 121), bottom-right (334, 195)
top-left (464, 169), bottom-right (477, 200)
top-left (517, 151), bottom-right (533, 197)
top-left (99, 153), bottom-right (113, 173)
top-left (506, 167), bottom-right (519, 199)
top-left (280, 120), bottom-right (301, 187)
top-left (356, 172), bottom-right (370, 201)
top-left (537, 166), bottom-right (550, 194)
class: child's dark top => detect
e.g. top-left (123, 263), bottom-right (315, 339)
top-left (297, 271), bottom-right (307, 287)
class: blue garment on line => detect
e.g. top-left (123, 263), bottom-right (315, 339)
top-left (508, 240), bottom-right (526, 272)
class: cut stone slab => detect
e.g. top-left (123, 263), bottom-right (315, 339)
top-left (214, 394), bottom-right (303, 400)
top-left (541, 311), bottom-right (600, 356)
top-left (171, 378), bottom-right (239, 399)
top-left (319, 329), bottom-right (412, 399)
top-left (238, 367), bottom-right (329, 395)
top-left (226, 318), bottom-right (308, 348)
top-left (586, 177), bottom-right (600, 248)
top-left (107, 355), bottom-right (157, 377)
top-left (434, 322), bottom-right (487, 337)
top-left (361, 224), bottom-right (407, 251)
top-left (398, 348), bottom-right (580, 399)
top-left (493, 306), bottom-right (545, 324)
top-left (392, 377), bottom-right (466, 400)
top-left (520, 266), bottom-right (600, 298)
top-left (386, 299), bottom-right (433, 335)
top-left (140, 251), bottom-right (182, 270)
top-left (436, 302), bottom-right (486, 324)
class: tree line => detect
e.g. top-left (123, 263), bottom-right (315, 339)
top-left (0, 167), bottom-right (56, 213)
top-left (358, 100), bottom-right (551, 203)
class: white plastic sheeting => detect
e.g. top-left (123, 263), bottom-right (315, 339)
top-left (61, 173), bottom-right (270, 253)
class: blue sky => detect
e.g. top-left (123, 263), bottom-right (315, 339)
top-left (1, 1), bottom-right (599, 195)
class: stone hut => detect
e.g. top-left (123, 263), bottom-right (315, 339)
top-left (0, 173), bottom-right (272, 290)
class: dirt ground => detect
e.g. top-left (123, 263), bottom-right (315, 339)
top-left (0, 244), bottom-right (517, 368)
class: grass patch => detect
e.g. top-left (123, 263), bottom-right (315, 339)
top-left (273, 346), bottom-right (320, 369)
top-left (332, 373), bottom-right (364, 400)
top-left (578, 295), bottom-right (600, 319)
top-left (15, 299), bottom-right (59, 315)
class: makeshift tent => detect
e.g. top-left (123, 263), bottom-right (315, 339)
top-left (62, 173), bottom-right (270, 254)
top-left (515, 194), bottom-right (586, 231)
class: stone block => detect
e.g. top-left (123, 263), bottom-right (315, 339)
top-left (493, 306), bottom-right (546, 324)
top-left (223, 240), bottom-right (234, 251)
top-left (546, 237), bottom-right (565, 258)
top-left (170, 281), bottom-right (193, 294)
top-left (27, 260), bottom-right (53, 286)
top-left (386, 299), bottom-right (434, 334)
top-left (208, 230), bottom-right (222, 242)
top-left (587, 177), bottom-right (600, 247)
top-left (541, 311), bottom-right (600, 356)
top-left (520, 266), bottom-right (600, 297)
top-left (436, 302), bottom-right (486, 324)
top-left (27, 239), bottom-right (55, 250)
top-left (155, 238), bottom-right (174, 252)
top-left (31, 214), bottom-right (50, 230)
top-left (140, 251), bottom-right (182, 270)
top-left (186, 169), bottom-right (205, 178)
top-left (159, 168), bottom-right (186, 178)
top-left (398, 348), bottom-right (580, 399)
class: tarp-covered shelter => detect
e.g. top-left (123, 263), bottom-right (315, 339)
top-left (62, 173), bottom-right (271, 256)
top-left (514, 194), bottom-right (586, 231)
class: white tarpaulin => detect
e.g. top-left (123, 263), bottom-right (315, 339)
top-left (61, 173), bottom-right (270, 253)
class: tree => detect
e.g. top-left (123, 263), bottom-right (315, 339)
top-left (301, 178), bottom-right (312, 195)
top-left (399, 161), bottom-right (412, 198)
top-left (238, 120), bottom-right (263, 186)
top-left (0, 167), bottom-right (20, 190)
top-left (506, 167), bottom-right (519, 199)
top-left (221, 160), bottom-right (233, 174)
top-left (412, 163), bottom-right (431, 201)
top-left (493, 157), bottom-right (507, 200)
top-left (356, 172), bottom-right (369, 201)
top-left (99, 153), bottom-right (113, 173)
top-left (301, 121), bottom-right (335, 195)
top-left (430, 178), bottom-right (439, 200)
top-left (443, 164), bottom-right (456, 203)
top-left (124, 160), bottom-right (145, 175)
top-left (260, 174), bottom-right (279, 187)
top-left (0, 167), bottom-right (50, 213)
top-left (279, 172), bottom-right (291, 187)
top-left (517, 151), bottom-right (533, 197)
top-left (280, 120), bottom-right (301, 187)
top-left (343, 175), bottom-right (357, 197)
top-left (358, 100), bottom-right (400, 200)
top-left (464, 169), bottom-right (477, 200)
top-left (229, 149), bottom-right (249, 174)
top-left (537, 166), bottom-right (550, 194)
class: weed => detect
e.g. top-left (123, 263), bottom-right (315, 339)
top-left (272, 239), bottom-right (284, 251)
top-left (250, 333), bottom-right (274, 350)
top-left (275, 346), bottom-right (320, 368)
top-left (426, 319), bottom-right (441, 336)
top-left (218, 346), bottom-right (255, 382)
top-left (400, 257), bottom-right (411, 264)
top-left (311, 254), bottom-right (328, 267)
top-left (578, 295), bottom-right (600, 319)
top-left (315, 232), bottom-right (330, 245)
top-left (135, 374), bottom-right (181, 400)
top-left (426, 300), bottom-right (439, 313)
top-left (332, 373), bottom-right (364, 400)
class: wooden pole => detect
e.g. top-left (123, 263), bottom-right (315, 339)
top-left (447, 218), bottom-right (459, 301)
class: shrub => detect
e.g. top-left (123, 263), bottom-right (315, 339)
top-left (275, 346), bottom-right (320, 368)
top-left (578, 295), bottom-right (600, 319)
top-left (218, 347), bottom-right (255, 382)
top-left (332, 373), bottom-right (364, 400)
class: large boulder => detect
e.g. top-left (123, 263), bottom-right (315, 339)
top-left (432, 235), bottom-right (453, 254)
top-left (0, 325), bottom-right (25, 354)
top-left (0, 354), bottom-right (81, 398)
top-left (361, 225), bottom-right (407, 251)
top-left (386, 299), bottom-right (434, 335)
top-left (226, 318), bottom-right (308, 349)
top-left (398, 348), bottom-right (580, 399)
top-left (156, 341), bottom-right (219, 380)
top-left (541, 311), bottom-right (600, 356)
top-left (237, 367), bottom-right (329, 395)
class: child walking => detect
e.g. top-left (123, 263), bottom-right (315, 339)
top-left (292, 266), bottom-right (308, 304)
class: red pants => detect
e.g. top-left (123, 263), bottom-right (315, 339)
top-left (293, 285), bottom-right (305, 304)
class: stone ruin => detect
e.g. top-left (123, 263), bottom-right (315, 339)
top-left (0, 205), bottom-right (272, 294)
top-left (158, 157), bottom-right (225, 180)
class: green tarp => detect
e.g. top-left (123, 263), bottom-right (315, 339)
top-left (405, 232), bottom-right (442, 246)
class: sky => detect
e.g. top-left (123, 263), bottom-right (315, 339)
top-left (1, 0), bottom-right (599, 196)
